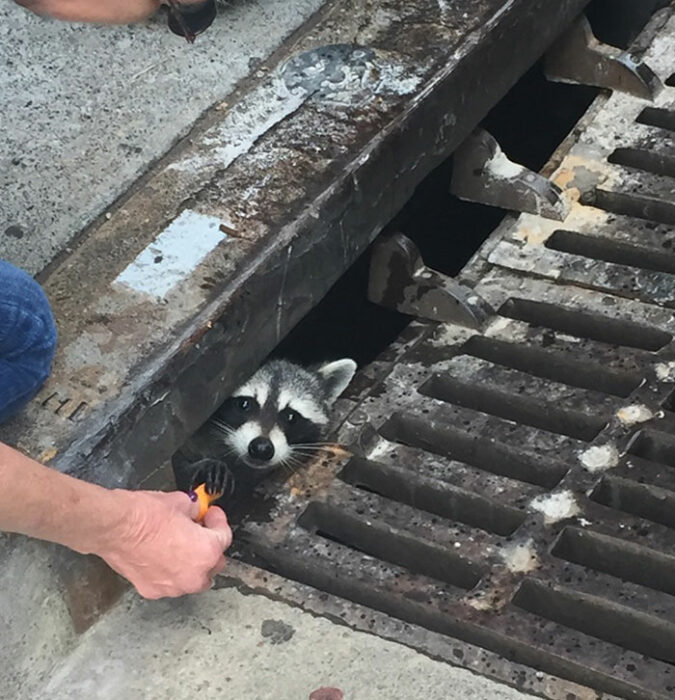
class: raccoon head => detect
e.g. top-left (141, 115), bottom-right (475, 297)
top-left (211, 358), bottom-right (356, 471)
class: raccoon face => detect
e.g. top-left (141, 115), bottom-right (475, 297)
top-left (211, 358), bottom-right (356, 471)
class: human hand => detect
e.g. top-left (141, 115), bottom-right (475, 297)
top-left (99, 490), bottom-right (233, 599)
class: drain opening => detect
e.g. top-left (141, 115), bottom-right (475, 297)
top-left (584, 189), bottom-right (675, 227)
top-left (666, 73), bottom-right (675, 87)
top-left (592, 475), bottom-right (675, 530)
top-left (552, 527), bottom-right (675, 597)
top-left (545, 229), bottom-right (675, 275)
top-left (419, 374), bottom-right (606, 441)
top-left (463, 335), bottom-right (641, 398)
top-left (379, 413), bottom-right (568, 488)
top-left (499, 298), bottom-right (672, 351)
top-left (512, 578), bottom-right (675, 664)
top-left (636, 106), bottom-right (675, 132)
top-left (297, 501), bottom-right (483, 589)
top-left (628, 429), bottom-right (675, 465)
top-left (608, 147), bottom-right (675, 179)
top-left (339, 458), bottom-right (526, 536)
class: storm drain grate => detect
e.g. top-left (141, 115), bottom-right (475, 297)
top-left (233, 13), bottom-right (675, 700)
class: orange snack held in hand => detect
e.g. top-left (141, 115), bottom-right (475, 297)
top-left (192, 484), bottom-right (223, 522)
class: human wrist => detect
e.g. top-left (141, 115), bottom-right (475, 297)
top-left (66, 485), bottom-right (136, 558)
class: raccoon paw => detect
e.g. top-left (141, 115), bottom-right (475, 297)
top-left (189, 458), bottom-right (235, 498)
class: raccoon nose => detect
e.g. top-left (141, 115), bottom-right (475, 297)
top-left (248, 437), bottom-right (275, 462)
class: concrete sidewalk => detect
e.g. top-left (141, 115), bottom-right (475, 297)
top-left (0, 0), bottom-right (323, 275)
top-left (39, 586), bottom-right (537, 700)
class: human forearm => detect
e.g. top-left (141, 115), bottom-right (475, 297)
top-left (0, 441), bottom-right (126, 555)
top-left (0, 441), bottom-right (233, 598)
top-left (15, 0), bottom-right (162, 24)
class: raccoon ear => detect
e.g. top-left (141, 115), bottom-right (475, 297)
top-left (317, 359), bottom-right (357, 403)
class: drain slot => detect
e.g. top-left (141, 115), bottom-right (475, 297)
top-left (546, 229), bottom-right (675, 275)
top-left (513, 578), bottom-right (675, 664)
top-left (464, 335), bottom-right (640, 398)
top-left (585, 189), bottom-right (675, 226)
top-left (297, 501), bottom-right (483, 589)
top-left (628, 429), bottom-right (675, 466)
top-left (636, 107), bottom-right (675, 132)
top-left (420, 374), bottom-right (606, 441)
top-left (339, 458), bottom-right (526, 536)
top-left (380, 413), bottom-right (568, 488)
top-left (592, 475), bottom-right (675, 530)
top-left (499, 298), bottom-right (671, 351)
top-left (553, 527), bottom-right (675, 596)
top-left (608, 148), bottom-right (675, 178)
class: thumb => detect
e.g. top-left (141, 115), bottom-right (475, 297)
top-left (203, 506), bottom-right (233, 551)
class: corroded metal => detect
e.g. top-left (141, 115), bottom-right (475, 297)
top-left (545, 14), bottom-right (662, 99)
top-left (367, 233), bottom-right (492, 328)
top-left (236, 12), bottom-right (675, 700)
top-left (450, 129), bottom-right (570, 220)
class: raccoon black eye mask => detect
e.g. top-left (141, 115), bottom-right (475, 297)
top-left (184, 358), bottom-right (357, 503)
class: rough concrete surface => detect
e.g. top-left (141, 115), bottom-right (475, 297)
top-left (0, 0), bottom-right (323, 275)
top-left (39, 586), bottom-right (537, 700)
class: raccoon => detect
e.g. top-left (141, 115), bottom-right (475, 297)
top-left (173, 358), bottom-right (357, 507)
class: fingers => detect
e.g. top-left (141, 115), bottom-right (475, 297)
top-left (209, 554), bottom-right (227, 578)
top-left (202, 506), bottom-right (233, 551)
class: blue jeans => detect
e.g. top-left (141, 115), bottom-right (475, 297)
top-left (0, 261), bottom-right (57, 424)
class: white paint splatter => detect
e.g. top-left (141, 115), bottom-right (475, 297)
top-left (500, 539), bottom-right (539, 573)
top-left (616, 404), bottom-right (654, 426)
top-left (579, 443), bottom-right (619, 473)
top-left (113, 211), bottom-right (226, 300)
top-left (169, 78), bottom-right (306, 173)
top-left (530, 490), bottom-right (580, 524)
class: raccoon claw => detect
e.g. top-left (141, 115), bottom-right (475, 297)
top-left (190, 459), bottom-right (235, 498)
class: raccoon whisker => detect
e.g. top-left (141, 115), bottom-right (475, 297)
top-left (293, 440), bottom-right (346, 447)
top-left (209, 420), bottom-right (234, 437)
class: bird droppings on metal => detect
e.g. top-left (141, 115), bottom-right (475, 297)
top-left (655, 360), bottom-right (675, 382)
top-left (500, 540), bottom-right (539, 573)
top-left (529, 491), bottom-right (580, 525)
top-left (616, 404), bottom-right (657, 426)
top-left (579, 444), bottom-right (620, 473)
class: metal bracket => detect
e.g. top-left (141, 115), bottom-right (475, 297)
top-left (450, 129), bottom-right (569, 221)
top-left (367, 233), bottom-right (493, 329)
top-left (544, 14), bottom-right (662, 100)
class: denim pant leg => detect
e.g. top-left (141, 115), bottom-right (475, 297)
top-left (0, 260), bottom-right (58, 424)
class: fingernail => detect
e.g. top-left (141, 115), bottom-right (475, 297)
top-left (187, 490), bottom-right (198, 502)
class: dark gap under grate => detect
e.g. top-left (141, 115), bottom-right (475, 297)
top-left (608, 147), bottom-right (675, 178)
top-left (463, 335), bottom-right (641, 398)
top-left (297, 501), bottom-right (484, 589)
top-left (498, 298), bottom-right (672, 351)
top-left (552, 527), bottom-right (675, 597)
top-left (546, 229), bottom-right (675, 275)
top-left (666, 73), bottom-right (675, 88)
top-left (419, 374), bottom-right (606, 441)
top-left (379, 413), bottom-right (568, 488)
top-left (512, 578), bottom-right (675, 664)
top-left (339, 458), bottom-right (526, 536)
top-left (636, 106), bottom-right (675, 132)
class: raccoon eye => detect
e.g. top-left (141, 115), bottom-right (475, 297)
top-left (237, 397), bottom-right (253, 412)
top-left (281, 408), bottom-right (297, 425)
